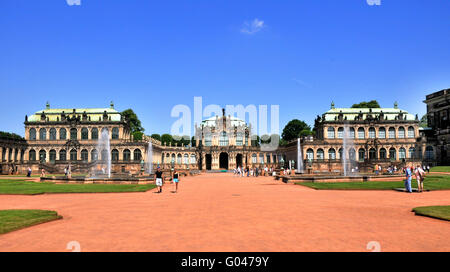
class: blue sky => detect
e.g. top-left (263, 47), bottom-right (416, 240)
top-left (1, 0), bottom-right (449, 136)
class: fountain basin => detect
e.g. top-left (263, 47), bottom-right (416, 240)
top-left (278, 174), bottom-right (405, 183)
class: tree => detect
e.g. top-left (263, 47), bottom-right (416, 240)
top-left (282, 119), bottom-right (312, 142)
top-left (121, 109), bottom-right (144, 134)
top-left (251, 135), bottom-right (261, 147)
top-left (161, 134), bottom-right (173, 145)
top-left (191, 136), bottom-right (196, 147)
top-left (419, 114), bottom-right (428, 128)
top-left (151, 134), bottom-right (161, 141)
top-left (351, 100), bottom-right (381, 108)
top-left (132, 131), bottom-right (143, 141)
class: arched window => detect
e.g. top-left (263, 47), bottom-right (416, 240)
top-left (369, 148), bottom-right (376, 160)
top-left (408, 127), bottom-right (415, 138)
top-left (337, 127), bottom-right (344, 139)
top-left (112, 127), bottom-right (119, 139)
top-left (29, 149), bottom-right (36, 161)
top-left (252, 154), bottom-right (257, 163)
top-left (111, 149), bottom-right (119, 161)
top-left (389, 148), bottom-right (396, 161)
top-left (358, 148), bottom-right (365, 162)
top-left (259, 153), bottom-right (264, 163)
top-left (236, 133), bottom-right (243, 146)
top-left (349, 127), bottom-right (355, 138)
top-left (39, 128), bottom-right (47, 140)
top-left (338, 148), bottom-right (343, 160)
top-left (327, 127), bottom-right (335, 139)
top-left (184, 154), bottom-right (189, 164)
top-left (328, 148), bottom-right (336, 160)
top-left (349, 148), bottom-right (356, 161)
top-left (49, 150), bottom-right (56, 162)
top-left (369, 127), bottom-right (376, 139)
top-left (425, 146), bottom-right (434, 159)
top-left (134, 149), bottom-right (142, 161)
top-left (81, 149), bottom-right (88, 162)
top-left (29, 128), bottom-right (36, 141)
top-left (317, 149), bottom-right (324, 160)
top-left (70, 149), bottom-right (77, 161)
top-left (219, 131), bottom-right (229, 146)
top-left (91, 128), bottom-right (98, 140)
top-left (409, 147), bottom-right (415, 159)
top-left (49, 128), bottom-right (57, 140)
top-left (190, 154), bottom-right (196, 164)
top-left (177, 154), bottom-right (182, 164)
top-left (306, 149), bottom-right (314, 160)
top-left (91, 149), bottom-right (98, 161)
top-left (357, 127), bottom-right (365, 139)
top-left (81, 128), bottom-right (89, 140)
top-left (205, 133), bottom-right (212, 147)
top-left (123, 149), bottom-right (131, 161)
top-left (101, 128), bottom-right (109, 139)
top-left (60, 128), bottom-right (67, 140)
top-left (388, 127), bottom-right (396, 139)
top-left (379, 148), bottom-right (386, 159)
top-left (171, 153), bottom-right (176, 163)
top-left (39, 150), bottom-right (46, 162)
top-left (101, 150), bottom-right (109, 161)
top-left (398, 127), bottom-right (405, 138)
top-left (59, 150), bottom-right (67, 161)
top-left (378, 127), bottom-right (386, 139)
top-left (70, 128), bottom-right (77, 140)
top-left (399, 147), bottom-right (406, 159)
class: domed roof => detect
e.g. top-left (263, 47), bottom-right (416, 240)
top-left (201, 115), bottom-right (247, 127)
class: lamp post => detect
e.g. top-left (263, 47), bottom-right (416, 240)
top-left (140, 159), bottom-right (145, 176)
top-left (170, 158), bottom-right (175, 178)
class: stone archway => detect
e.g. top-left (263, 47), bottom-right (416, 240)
top-left (236, 153), bottom-right (243, 168)
top-left (205, 154), bottom-right (212, 170)
top-left (219, 152), bottom-right (229, 170)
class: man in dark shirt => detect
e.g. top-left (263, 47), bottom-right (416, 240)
top-left (155, 167), bottom-right (164, 193)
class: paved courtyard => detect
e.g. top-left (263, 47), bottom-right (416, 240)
top-left (0, 173), bottom-right (449, 252)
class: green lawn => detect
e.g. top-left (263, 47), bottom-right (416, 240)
top-left (430, 166), bottom-right (450, 173)
top-left (412, 206), bottom-right (450, 221)
top-left (296, 175), bottom-right (450, 191)
top-left (0, 209), bottom-right (62, 234)
top-left (0, 179), bottom-right (156, 195)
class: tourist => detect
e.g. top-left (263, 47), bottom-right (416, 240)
top-left (41, 168), bottom-right (46, 178)
top-left (27, 167), bottom-right (32, 177)
top-left (155, 167), bottom-right (163, 193)
top-left (255, 167), bottom-right (259, 177)
top-left (426, 165), bottom-right (430, 173)
top-left (404, 165), bottom-right (413, 193)
top-left (172, 169), bottom-right (179, 193)
top-left (64, 167), bottom-right (68, 177)
top-left (414, 165), bottom-right (426, 193)
top-left (264, 166), bottom-right (268, 176)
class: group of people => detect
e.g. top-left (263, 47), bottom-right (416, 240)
top-left (154, 167), bottom-right (180, 194)
top-left (404, 164), bottom-right (427, 193)
top-left (233, 166), bottom-right (276, 177)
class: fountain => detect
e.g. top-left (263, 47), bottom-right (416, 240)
top-left (296, 138), bottom-right (304, 174)
top-left (146, 141), bottom-right (153, 174)
top-left (91, 128), bottom-right (111, 178)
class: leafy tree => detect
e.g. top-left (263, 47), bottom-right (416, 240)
top-left (161, 134), bottom-right (173, 145)
top-left (251, 135), bottom-right (261, 147)
top-left (150, 134), bottom-right (161, 141)
top-left (191, 136), bottom-right (196, 147)
top-left (282, 119), bottom-right (312, 142)
top-left (419, 114), bottom-right (428, 128)
top-left (0, 131), bottom-right (24, 140)
top-left (132, 131), bottom-right (143, 141)
top-left (121, 109), bottom-right (144, 134)
top-left (351, 100), bottom-right (381, 108)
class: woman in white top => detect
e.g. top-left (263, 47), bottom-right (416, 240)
top-left (414, 165), bottom-right (426, 193)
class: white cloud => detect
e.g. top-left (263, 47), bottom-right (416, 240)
top-left (241, 18), bottom-right (265, 35)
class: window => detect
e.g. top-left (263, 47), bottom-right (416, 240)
top-left (39, 150), bottom-right (46, 162)
top-left (111, 149), bottom-right (119, 161)
top-left (379, 148), bottom-right (386, 159)
top-left (101, 150), bottom-right (109, 161)
top-left (59, 150), bottom-right (67, 161)
top-left (219, 131), bottom-right (228, 146)
top-left (70, 149), bottom-right (77, 161)
top-left (408, 127), bottom-right (415, 138)
top-left (358, 148), bottom-right (365, 162)
top-left (328, 148), bottom-right (336, 160)
top-left (205, 133), bottom-right (212, 147)
top-left (112, 127), bottom-right (119, 139)
top-left (29, 128), bottom-right (36, 140)
top-left (389, 148), bottom-right (396, 161)
top-left (358, 127), bottom-right (365, 139)
top-left (49, 150), bottom-right (56, 162)
top-left (101, 128), bottom-right (109, 139)
top-left (39, 128), bottom-right (47, 140)
top-left (306, 149), bottom-right (314, 160)
top-left (177, 154), bottom-right (182, 164)
top-left (266, 154), bottom-right (271, 163)
top-left (259, 154), bottom-right (264, 163)
top-left (273, 154), bottom-right (277, 163)
top-left (91, 128), bottom-right (98, 140)
top-left (388, 127), bottom-right (396, 139)
top-left (317, 149), bottom-right (324, 160)
top-left (425, 146), bottom-right (434, 159)
top-left (123, 149), bottom-right (131, 161)
top-left (70, 128), bottom-right (77, 140)
top-left (190, 154), bottom-right (196, 164)
top-left (81, 149), bottom-right (88, 162)
top-left (349, 148), bottom-right (356, 161)
top-left (236, 133), bottom-right (243, 146)
top-left (378, 127), bottom-right (386, 139)
top-left (49, 128), bottom-right (57, 140)
top-left (409, 147), bottom-right (415, 159)
top-left (369, 148), bottom-right (376, 160)
top-left (81, 128), bottom-right (89, 140)
top-left (60, 128), bottom-right (67, 140)
top-left (29, 150), bottom-right (36, 161)
top-left (349, 127), bottom-right (355, 138)
top-left (399, 148), bottom-right (406, 159)
top-left (337, 127), bottom-right (344, 139)
top-left (184, 154), bottom-right (189, 164)
top-left (134, 149), bottom-right (142, 161)
top-left (369, 127), bottom-right (376, 139)
top-left (398, 127), bottom-right (405, 138)
top-left (338, 148), bottom-right (343, 160)
top-left (327, 127), bottom-right (335, 139)
top-left (252, 154), bottom-right (257, 163)
top-left (91, 149), bottom-right (98, 161)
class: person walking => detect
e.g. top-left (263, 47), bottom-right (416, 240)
top-left (155, 167), bottom-right (164, 193)
top-left (172, 169), bottom-right (180, 193)
top-left (404, 165), bottom-right (413, 193)
top-left (414, 165), bottom-right (426, 193)
top-left (27, 167), bottom-right (32, 177)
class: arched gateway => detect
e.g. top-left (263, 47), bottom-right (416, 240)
top-left (219, 152), bottom-right (229, 170)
